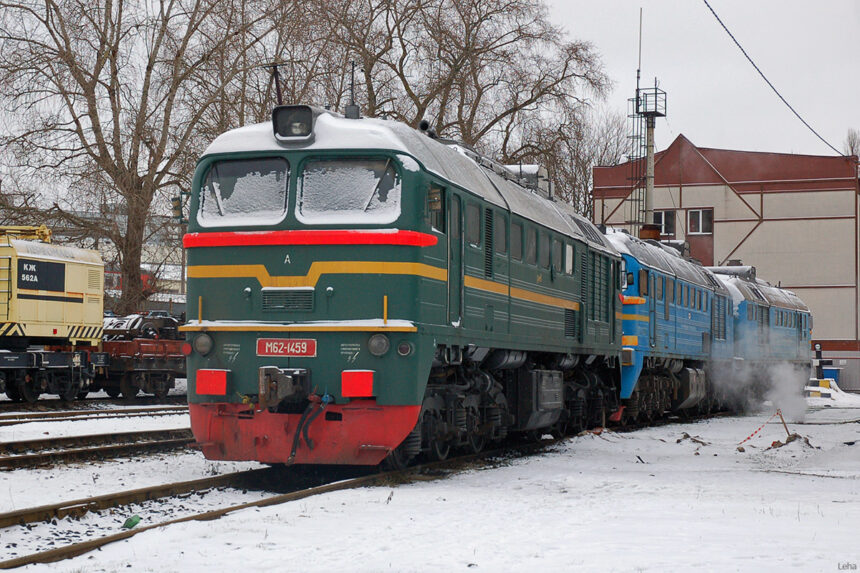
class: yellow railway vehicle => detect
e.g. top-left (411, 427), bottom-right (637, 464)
top-left (0, 226), bottom-right (105, 402)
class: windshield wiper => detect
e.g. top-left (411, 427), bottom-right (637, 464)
top-left (362, 158), bottom-right (391, 212)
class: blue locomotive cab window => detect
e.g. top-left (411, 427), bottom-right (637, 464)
top-left (199, 157), bottom-right (289, 226)
top-left (298, 158), bottom-right (401, 224)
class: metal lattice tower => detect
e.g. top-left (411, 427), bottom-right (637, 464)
top-left (626, 80), bottom-right (666, 235)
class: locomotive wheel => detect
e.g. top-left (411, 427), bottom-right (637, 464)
top-left (153, 386), bottom-right (169, 400)
top-left (463, 403), bottom-right (485, 453)
top-left (61, 384), bottom-right (79, 402)
top-left (423, 410), bottom-right (450, 462)
top-left (465, 432), bottom-right (485, 454)
top-left (382, 442), bottom-right (411, 471)
top-left (105, 387), bottom-right (121, 399)
top-left (5, 382), bottom-right (22, 402)
top-left (18, 381), bottom-right (40, 403)
top-left (550, 420), bottom-right (571, 439)
top-left (76, 391), bottom-right (89, 400)
top-left (120, 375), bottom-right (140, 400)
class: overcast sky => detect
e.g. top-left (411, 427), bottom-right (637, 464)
top-left (546, 0), bottom-right (860, 156)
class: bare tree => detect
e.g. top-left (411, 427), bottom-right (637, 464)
top-left (845, 128), bottom-right (860, 157)
top-left (0, 0), bottom-right (283, 313)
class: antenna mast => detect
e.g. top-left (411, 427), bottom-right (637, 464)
top-left (345, 61), bottom-right (360, 119)
top-left (626, 8), bottom-right (666, 240)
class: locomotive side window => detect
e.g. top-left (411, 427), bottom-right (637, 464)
top-left (538, 232), bottom-right (550, 268)
top-left (639, 270), bottom-right (648, 296)
top-left (511, 222), bottom-right (523, 260)
top-left (298, 158), bottom-right (401, 224)
top-left (565, 244), bottom-right (574, 275)
top-left (655, 276), bottom-right (664, 301)
top-left (494, 211), bottom-right (507, 254)
top-left (525, 227), bottom-right (537, 265)
top-left (199, 157), bottom-right (289, 226)
top-left (667, 278), bottom-right (675, 303)
top-left (551, 238), bottom-right (562, 271)
top-left (466, 203), bottom-right (481, 246)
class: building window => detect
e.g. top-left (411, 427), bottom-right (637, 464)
top-left (653, 210), bottom-right (675, 236)
top-left (688, 209), bottom-right (713, 235)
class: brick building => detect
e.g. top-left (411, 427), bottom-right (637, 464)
top-left (592, 134), bottom-right (860, 390)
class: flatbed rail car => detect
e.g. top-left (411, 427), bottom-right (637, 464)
top-left (95, 314), bottom-right (186, 399)
top-left (0, 226), bottom-right (105, 402)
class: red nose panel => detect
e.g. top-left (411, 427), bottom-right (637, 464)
top-left (341, 370), bottom-right (374, 397)
top-left (196, 369), bottom-right (228, 395)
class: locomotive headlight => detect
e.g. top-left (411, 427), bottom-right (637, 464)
top-left (368, 333), bottom-right (390, 357)
top-left (272, 105), bottom-right (314, 142)
top-left (192, 333), bottom-right (214, 356)
top-left (814, 343), bottom-right (822, 351)
top-left (396, 341), bottom-right (413, 356)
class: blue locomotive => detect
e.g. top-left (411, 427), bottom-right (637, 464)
top-left (606, 230), bottom-right (811, 422)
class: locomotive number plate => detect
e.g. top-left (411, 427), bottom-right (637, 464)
top-left (256, 338), bottom-right (317, 357)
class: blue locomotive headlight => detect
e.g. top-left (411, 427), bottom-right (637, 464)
top-left (272, 105), bottom-right (314, 142)
top-left (192, 333), bottom-right (214, 356)
top-left (368, 333), bottom-right (390, 357)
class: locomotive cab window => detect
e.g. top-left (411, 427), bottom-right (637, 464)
top-left (639, 270), bottom-right (648, 296)
top-left (297, 157), bottom-right (401, 224)
top-left (199, 157), bottom-right (289, 226)
top-left (428, 185), bottom-right (444, 232)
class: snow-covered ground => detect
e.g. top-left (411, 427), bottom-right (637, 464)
top-left (0, 393), bottom-right (853, 572)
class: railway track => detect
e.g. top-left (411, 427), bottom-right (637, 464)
top-left (0, 428), bottom-right (195, 469)
top-left (0, 442), bottom-right (555, 569)
top-left (0, 395), bottom-right (186, 413)
top-left (0, 405), bottom-right (188, 427)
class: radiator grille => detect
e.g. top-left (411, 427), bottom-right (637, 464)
top-left (88, 269), bottom-right (101, 290)
top-left (263, 289), bottom-right (314, 312)
top-left (564, 308), bottom-right (578, 338)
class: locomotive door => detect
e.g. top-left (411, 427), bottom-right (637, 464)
top-left (448, 194), bottom-right (463, 326)
top-left (648, 273), bottom-right (657, 347)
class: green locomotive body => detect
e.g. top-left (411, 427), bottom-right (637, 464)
top-left (183, 106), bottom-right (622, 466)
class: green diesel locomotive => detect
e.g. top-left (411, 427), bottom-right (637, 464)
top-left (182, 105), bottom-right (622, 466)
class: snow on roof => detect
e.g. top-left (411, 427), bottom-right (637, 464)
top-left (605, 229), bottom-right (722, 290)
top-left (201, 112), bottom-right (618, 255)
top-left (8, 239), bottom-right (103, 266)
top-left (711, 272), bottom-right (809, 313)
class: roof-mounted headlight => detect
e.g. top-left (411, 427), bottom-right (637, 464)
top-left (272, 105), bottom-right (314, 143)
